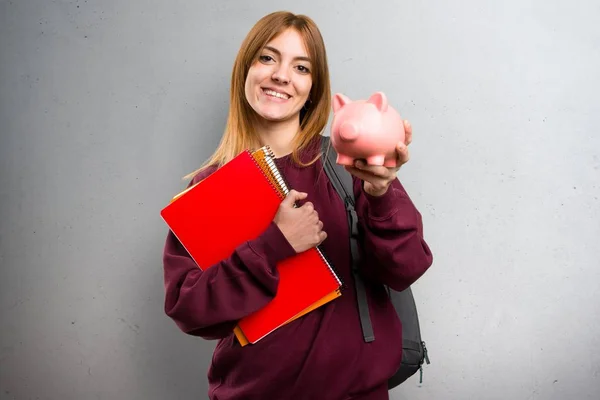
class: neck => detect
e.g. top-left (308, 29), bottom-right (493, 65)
top-left (255, 117), bottom-right (300, 158)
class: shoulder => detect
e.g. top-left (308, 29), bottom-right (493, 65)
top-left (188, 165), bottom-right (218, 187)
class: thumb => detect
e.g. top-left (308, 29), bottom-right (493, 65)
top-left (282, 190), bottom-right (307, 206)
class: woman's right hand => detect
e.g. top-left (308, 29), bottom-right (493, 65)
top-left (273, 190), bottom-right (327, 253)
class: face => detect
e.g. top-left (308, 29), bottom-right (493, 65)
top-left (244, 28), bottom-right (313, 123)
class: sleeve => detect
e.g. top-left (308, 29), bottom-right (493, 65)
top-left (162, 169), bottom-right (297, 340)
top-left (353, 176), bottom-right (433, 292)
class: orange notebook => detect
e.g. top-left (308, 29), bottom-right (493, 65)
top-left (160, 146), bottom-right (342, 346)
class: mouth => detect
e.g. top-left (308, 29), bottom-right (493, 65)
top-left (261, 87), bottom-right (291, 100)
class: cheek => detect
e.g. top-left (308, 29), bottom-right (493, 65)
top-left (245, 70), bottom-right (255, 88)
top-left (244, 78), bottom-right (252, 100)
top-left (298, 77), bottom-right (313, 98)
top-left (249, 64), bottom-right (272, 83)
top-left (245, 65), bottom-right (260, 87)
top-left (244, 69), bottom-right (262, 101)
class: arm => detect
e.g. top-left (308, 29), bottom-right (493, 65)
top-left (162, 170), bottom-right (296, 340)
top-left (163, 222), bottom-right (295, 339)
top-left (353, 176), bottom-right (433, 291)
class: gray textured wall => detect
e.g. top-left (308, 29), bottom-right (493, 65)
top-left (1, 0), bottom-right (599, 399)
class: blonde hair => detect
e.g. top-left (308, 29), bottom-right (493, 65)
top-left (184, 11), bottom-right (331, 180)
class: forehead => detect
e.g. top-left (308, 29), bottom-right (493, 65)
top-left (264, 29), bottom-right (310, 61)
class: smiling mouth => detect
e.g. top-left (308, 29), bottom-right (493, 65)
top-left (262, 88), bottom-right (291, 100)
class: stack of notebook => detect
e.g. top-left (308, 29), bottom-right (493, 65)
top-left (160, 146), bottom-right (343, 346)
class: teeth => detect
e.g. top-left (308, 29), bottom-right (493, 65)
top-left (264, 89), bottom-right (289, 99)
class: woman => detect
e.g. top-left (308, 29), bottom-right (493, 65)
top-left (162, 11), bottom-right (433, 400)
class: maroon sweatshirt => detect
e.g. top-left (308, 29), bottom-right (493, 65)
top-left (162, 137), bottom-right (433, 400)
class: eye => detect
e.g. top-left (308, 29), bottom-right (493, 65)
top-left (259, 55), bottom-right (275, 63)
top-left (296, 65), bottom-right (311, 74)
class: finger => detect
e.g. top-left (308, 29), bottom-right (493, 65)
top-left (283, 190), bottom-right (307, 206)
top-left (317, 220), bottom-right (324, 231)
top-left (318, 230), bottom-right (327, 245)
top-left (354, 160), bottom-right (390, 178)
top-left (404, 120), bottom-right (412, 145)
top-left (302, 201), bottom-right (314, 213)
top-left (344, 165), bottom-right (383, 185)
top-left (395, 142), bottom-right (410, 165)
top-left (307, 209), bottom-right (318, 224)
top-left (344, 165), bottom-right (368, 180)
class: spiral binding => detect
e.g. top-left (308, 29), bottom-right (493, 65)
top-left (315, 247), bottom-right (343, 289)
top-left (265, 157), bottom-right (289, 196)
top-left (250, 145), bottom-right (344, 289)
top-left (249, 147), bottom-right (286, 200)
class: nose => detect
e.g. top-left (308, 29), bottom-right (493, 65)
top-left (272, 65), bottom-right (290, 85)
top-left (340, 122), bottom-right (359, 141)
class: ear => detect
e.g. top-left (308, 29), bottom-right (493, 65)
top-left (366, 92), bottom-right (388, 112)
top-left (332, 93), bottom-right (352, 113)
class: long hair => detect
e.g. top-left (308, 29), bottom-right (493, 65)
top-left (184, 11), bottom-right (331, 180)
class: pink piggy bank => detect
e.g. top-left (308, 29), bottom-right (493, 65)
top-left (330, 92), bottom-right (405, 167)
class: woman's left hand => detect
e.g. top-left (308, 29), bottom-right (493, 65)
top-left (344, 120), bottom-right (413, 197)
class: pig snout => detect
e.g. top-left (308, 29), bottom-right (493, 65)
top-left (339, 122), bottom-right (359, 141)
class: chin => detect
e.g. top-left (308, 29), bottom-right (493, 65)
top-left (255, 107), bottom-right (298, 122)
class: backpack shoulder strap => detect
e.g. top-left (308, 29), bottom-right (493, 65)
top-left (320, 135), bottom-right (375, 342)
top-left (320, 137), bottom-right (430, 385)
top-left (320, 136), bottom-right (355, 205)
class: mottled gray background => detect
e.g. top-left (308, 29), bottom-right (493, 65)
top-left (1, 0), bottom-right (599, 399)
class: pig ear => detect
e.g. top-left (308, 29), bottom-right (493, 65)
top-left (367, 92), bottom-right (388, 112)
top-left (332, 93), bottom-right (351, 113)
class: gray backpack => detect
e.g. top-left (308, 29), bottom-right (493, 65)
top-left (320, 136), bottom-right (430, 388)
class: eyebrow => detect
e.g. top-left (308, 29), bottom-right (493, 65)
top-left (263, 46), bottom-right (312, 63)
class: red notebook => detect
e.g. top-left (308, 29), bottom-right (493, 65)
top-left (160, 146), bottom-right (342, 346)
